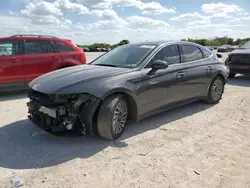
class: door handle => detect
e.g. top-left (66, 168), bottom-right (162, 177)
top-left (52, 56), bottom-right (59, 59)
top-left (176, 72), bottom-right (185, 78)
top-left (11, 59), bottom-right (20, 63)
top-left (206, 66), bottom-right (212, 72)
top-left (149, 80), bottom-right (160, 85)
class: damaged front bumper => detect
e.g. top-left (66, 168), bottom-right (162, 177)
top-left (27, 90), bottom-right (101, 135)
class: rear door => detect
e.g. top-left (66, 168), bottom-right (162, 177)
top-left (0, 39), bottom-right (25, 88)
top-left (22, 39), bottom-right (61, 82)
top-left (179, 44), bottom-right (213, 99)
top-left (51, 40), bottom-right (81, 65)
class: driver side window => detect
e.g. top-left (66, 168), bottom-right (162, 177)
top-left (145, 45), bottom-right (181, 68)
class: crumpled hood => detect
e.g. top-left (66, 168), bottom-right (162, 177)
top-left (29, 65), bottom-right (132, 94)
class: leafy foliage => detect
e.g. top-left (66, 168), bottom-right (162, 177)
top-left (77, 39), bottom-right (130, 49)
top-left (181, 36), bottom-right (250, 46)
top-left (77, 37), bottom-right (250, 49)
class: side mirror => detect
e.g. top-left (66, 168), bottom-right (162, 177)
top-left (148, 60), bottom-right (168, 75)
top-left (152, 60), bottom-right (168, 70)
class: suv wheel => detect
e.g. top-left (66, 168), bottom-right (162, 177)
top-left (205, 76), bottom-right (225, 104)
top-left (97, 95), bottom-right (128, 140)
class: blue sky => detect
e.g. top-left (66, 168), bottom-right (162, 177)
top-left (0, 0), bottom-right (250, 44)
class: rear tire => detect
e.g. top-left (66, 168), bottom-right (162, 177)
top-left (205, 76), bottom-right (225, 104)
top-left (228, 73), bottom-right (236, 79)
top-left (97, 95), bottom-right (128, 140)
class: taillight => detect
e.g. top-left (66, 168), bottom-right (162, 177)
top-left (80, 53), bottom-right (86, 64)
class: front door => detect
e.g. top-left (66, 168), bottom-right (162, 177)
top-left (137, 44), bottom-right (188, 116)
top-left (22, 39), bottom-right (61, 82)
top-left (179, 44), bottom-right (213, 99)
top-left (0, 39), bottom-right (25, 89)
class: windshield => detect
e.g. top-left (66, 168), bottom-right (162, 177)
top-left (92, 44), bottom-right (156, 68)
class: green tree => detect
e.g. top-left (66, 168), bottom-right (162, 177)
top-left (119, 40), bottom-right (129, 45)
top-left (89, 43), bottom-right (112, 49)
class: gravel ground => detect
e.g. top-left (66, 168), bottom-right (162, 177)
top-left (86, 52), bottom-right (105, 63)
top-left (1, 52), bottom-right (250, 188)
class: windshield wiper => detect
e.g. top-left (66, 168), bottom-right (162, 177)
top-left (95, 64), bottom-right (117, 67)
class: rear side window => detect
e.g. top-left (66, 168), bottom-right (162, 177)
top-left (25, 40), bottom-right (48, 54)
top-left (53, 41), bottom-right (74, 52)
top-left (0, 40), bottom-right (19, 56)
top-left (181, 45), bottom-right (203, 63)
top-left (47, 41), bottom-right (57, 53)
top-left (203, 47), bottom-right (213, 58)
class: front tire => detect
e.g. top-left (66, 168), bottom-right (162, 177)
top-left (205, 76), bottom-right (225, 104)
top-left (97, 95), bottom-right (128, 140)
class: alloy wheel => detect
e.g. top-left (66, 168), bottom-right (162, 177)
top-left (211, 79), bottom-right (223, 101)
top-left (112, 101), bottom-right (128, 135)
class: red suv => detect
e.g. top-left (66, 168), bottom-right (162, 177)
top-left (0, 35), bottom-right (86, 91)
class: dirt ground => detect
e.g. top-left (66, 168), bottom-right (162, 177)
top-left (1, 52), bottom-right (250, 188)
top-left (86, 52), bottom-right (105, 63)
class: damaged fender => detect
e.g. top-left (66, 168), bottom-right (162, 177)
top-left (74, 94), bottom-right (101, 135)
top-left (27, 90), bottom-right (101, 135)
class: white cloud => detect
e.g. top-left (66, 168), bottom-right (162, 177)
top-left (77, 0), bottom-right (112, 8)
top-left (92, 9), bottom-right (119, 20)
top-left (126, 16), bottom-right (169, 28)
top-left (170, 12), bottom-right (204, 21)
top-left (86, 18), bottom-right (128, 30)
top-left (20, 1), bottom-right (63, 25)
top-left (63, 19), bottom-right (72, 25)
top-left (170, 2), bottom-right (247, 28)
top-left (54, 0), bottom-right (90, 14)
top-left (186, 19), bottom-right (210, 26)
top-left (77, 0), bottom-right (142, 9)
top-left (228, 16), bottom-right (250, 23)
top-left (1, 0), bottom-right (250, 45)
top-left (202, 2), bottom-right (244, 14)
top-left (9, 10), bottom-right (19, 16)
top-left (31, 15), bottom-right (62, 25)
top-left (0, 16), bottom-right (29, 32)
top-left (171, 3), bottom-right (246, 22)
top-left (1, 13), bottom-right (250, 45)
top-left (139, 2), bottom-right (175, 15)
top-left (77, 0), bottom-right (175, 15)
top-left (21, 1), bottom-right (62, 17)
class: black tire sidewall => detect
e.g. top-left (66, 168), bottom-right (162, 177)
top-left (97, 95), bottom-right (128, 140)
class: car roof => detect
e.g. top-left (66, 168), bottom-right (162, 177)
top-left (129, 40), bottom-right (175, 46)
top-left (0, 35), bottom-right (70, 42)
top-left (127, 40), bottom-right (203, 47)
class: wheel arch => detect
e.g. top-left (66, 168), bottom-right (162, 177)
top-left (87, 90), bottom-right (138, 136)
top-left (205, 72), bottom-right (226, 95)
top-left (215, 71), bottom-right (227, 85)
top-left (99, 89), bottom-right (138, 122)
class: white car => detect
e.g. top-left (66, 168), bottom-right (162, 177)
top-left (0, 48), bottom-right (9, 56)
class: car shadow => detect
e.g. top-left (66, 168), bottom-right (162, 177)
top-left (0, 101), bottom-right (214, 170)
top-left (0, 90), bottom-right (28, 102)
top-left (227, 75), bottom-right (250, 87)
